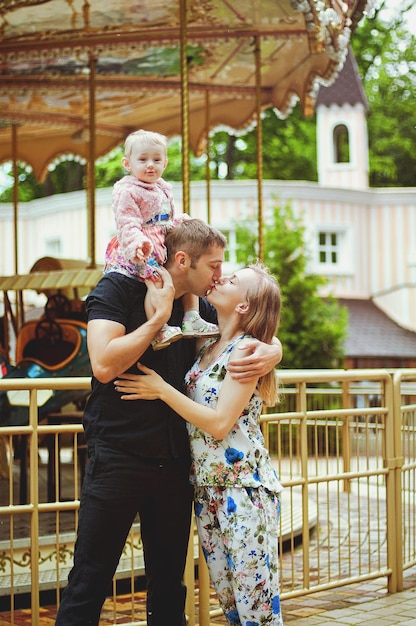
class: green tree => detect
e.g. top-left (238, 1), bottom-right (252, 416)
top-left (0, 164), bottom-right (42, 202)
top-left (0, 159), bottom-right (85, 202)
top-left (95, 148), bottom-right (124, 187)
top-left (350, 1), bottom-right (416, 186)
top-left (205, 107), bottom-right (317, 181)
top-left (235, 202), bottom-right (347, 369)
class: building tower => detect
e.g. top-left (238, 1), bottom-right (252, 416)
top-left (316, 48), bottom-right (369, 190)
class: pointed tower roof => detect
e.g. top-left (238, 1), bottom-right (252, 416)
top-left (316, 48), bottom-right (368, 110)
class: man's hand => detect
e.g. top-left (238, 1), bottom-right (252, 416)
top-left (227, 337), bottom-right (282, 382)
top-left (145, 266), bottom-right (176, 316)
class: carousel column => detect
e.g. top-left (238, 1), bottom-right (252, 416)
top-left (205, 92), bottom-right (212, 225)
top-left (180, 0), bottom-right (190, 216)
top-left (254, 35), bottom-right (264, 262)
top-left (87, 53), bottom-right (97, 268)
top-left (12, 123), bottom-right (24, 330)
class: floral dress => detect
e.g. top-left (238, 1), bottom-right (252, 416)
top-left (184, 334), bottom-right (284, 626)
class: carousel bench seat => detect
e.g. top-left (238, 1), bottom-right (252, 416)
top-left (16, 319), bottom-right (83, 370)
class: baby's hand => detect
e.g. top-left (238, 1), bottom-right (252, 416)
top-left (142, 240), bottom-right (153, 259)
top-left (134, 247), bottom-right (146, 263)
top-left (135, 240), bottom-right (153, 263)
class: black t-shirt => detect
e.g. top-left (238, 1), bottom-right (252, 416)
top-left (83, 272), bottom-right (216, 459)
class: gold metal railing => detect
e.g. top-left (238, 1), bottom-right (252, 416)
top-left (0, 369), bottom-right (415, 625)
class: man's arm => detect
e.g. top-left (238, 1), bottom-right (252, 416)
top-left (227, 336), bottom-right (283, 382)
top-left (88, 268), bottom-right (175, 384)
top-left (199, 297), bottom-right (282, 382)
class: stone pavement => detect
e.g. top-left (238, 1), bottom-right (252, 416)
top-left (0, 572), bottom-right (415, 625)
top-left (282, 568), bottom-right (416, 625)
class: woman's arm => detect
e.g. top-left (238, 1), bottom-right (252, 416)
top-left (115, 355), bottom-right (258, 439)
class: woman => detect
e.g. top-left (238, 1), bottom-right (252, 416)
top-left (115, 261), bottom-right (284, 625)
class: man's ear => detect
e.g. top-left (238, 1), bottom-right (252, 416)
top-left (176, 251), bottom-right (190, 270)
top-left (236, 302), bottom-right (249, 315)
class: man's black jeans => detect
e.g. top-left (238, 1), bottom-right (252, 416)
top-left (55, 440), bottom-right (194, 626)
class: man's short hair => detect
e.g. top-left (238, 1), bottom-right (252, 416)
top-left (165, 219), bottom-right (226, 265)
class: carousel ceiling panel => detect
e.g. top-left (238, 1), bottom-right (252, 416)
top-left (0, 0), bottom-right (372, 179)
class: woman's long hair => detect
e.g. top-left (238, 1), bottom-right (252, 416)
top-left (240, 261), bottom-right (281, 406)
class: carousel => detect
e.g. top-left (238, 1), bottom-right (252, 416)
top-left (0, 0), bottom-right (372, 264)
top-left (0, 0), bottom-right (372, 422)
top-left (0, 0), bottom-right (372, 423)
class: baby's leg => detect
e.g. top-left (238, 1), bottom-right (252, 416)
top-left (182, 293), bottom-right (219, 338)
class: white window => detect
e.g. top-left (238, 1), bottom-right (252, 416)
top-left (216, 228), bottom-right (242, 273)
top-left (333, 124), bottom-right (350, 164)
top-left (318, 231), bottom-right (339, 264)
top-left (45, 238), bottom-right (62, 256)
top-left (313, 226), bottom-right (353, 276)
top-left (224, 229), bottom-right (238, 263)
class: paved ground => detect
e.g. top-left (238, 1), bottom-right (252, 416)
top-left (0, 570), bottom-right (415, 625)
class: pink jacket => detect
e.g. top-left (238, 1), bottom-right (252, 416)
top-left (112, 175), bottom-right (175, 264)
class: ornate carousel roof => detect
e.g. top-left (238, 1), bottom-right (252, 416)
top-left (0, 0), bottom-right (372, 180)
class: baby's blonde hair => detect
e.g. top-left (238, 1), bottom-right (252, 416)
top-left (124, 129), bottom-right (168, 159)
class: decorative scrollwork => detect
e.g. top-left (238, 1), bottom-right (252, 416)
top-left (0, 545), bottom-right (74, 574)
top-left (0, 0), bottom-right (52, 10)
top-left (0, 549), bottom-right (31, 573)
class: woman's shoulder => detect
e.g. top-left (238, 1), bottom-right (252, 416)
top-left (230, 334), bottom-right (253, 350)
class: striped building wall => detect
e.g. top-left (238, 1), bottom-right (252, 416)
top-left (0, 180), bottom-right (415, 330)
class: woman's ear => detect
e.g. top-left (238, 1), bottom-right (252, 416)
top-left (236, 302), bottom-right (249, 315)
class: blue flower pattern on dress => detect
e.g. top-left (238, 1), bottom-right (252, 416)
top-left (226, 609), bottom-right (240, 624)
top-left (225, 447), bottom-right (244, 465)
top-left (272, 595), bottom-right (281, 614)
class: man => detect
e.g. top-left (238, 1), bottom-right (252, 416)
top-left (55, 219), bottom-right (282, 626)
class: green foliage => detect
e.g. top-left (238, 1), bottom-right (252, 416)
top-left (235, 202), bottom-right (348, 370)
top-left (351, 2), bottom-right (416, 186)
top-left (202, 106), bottom-right (317, 181)
top-left (0, 164), bottom-right (43, 202)
top-left (0, 160), bottom-right (86, 201)
top-left (161, 138), bottom-right (208, 182)
top-left (95, 148), bottom-right (124, 187)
